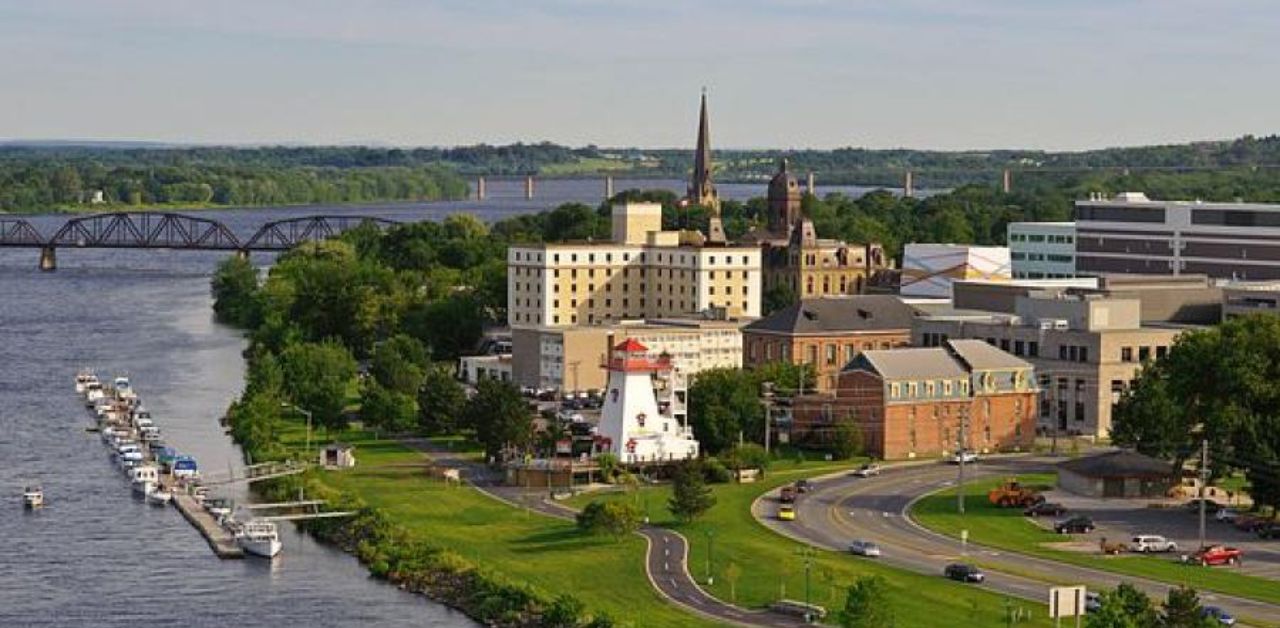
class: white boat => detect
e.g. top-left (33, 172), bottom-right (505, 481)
top-left (114, 376), bottom-right (136, 401)
top-left (130, 465), bottom-right (160, 495)
top-left (75, 370), bottom-right (95, 394)
top-left (84, 382), bottom-right (105, 406)
top-left (22, 485), bottom-right (43, 509)
top-left (145, 488), bottom-right (173, 506)
top-left (235, 519), bottom-right (282, 558)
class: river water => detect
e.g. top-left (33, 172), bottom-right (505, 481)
top-left (0, 177), bottom-right (888, 627)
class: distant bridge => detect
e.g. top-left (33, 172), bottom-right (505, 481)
top-left (0, 212), bottom-right (399, 270)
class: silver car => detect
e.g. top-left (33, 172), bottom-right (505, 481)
top-left (848, 540), bottom-right (882, 557)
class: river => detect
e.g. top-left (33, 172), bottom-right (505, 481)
top-left (0, 177), bottom-right (891, 627)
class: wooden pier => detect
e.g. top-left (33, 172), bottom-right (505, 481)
top-left (164, 478), bottom-right (244, 559)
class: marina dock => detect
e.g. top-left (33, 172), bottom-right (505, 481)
top-left (165, 478), bottom-right (244, 559)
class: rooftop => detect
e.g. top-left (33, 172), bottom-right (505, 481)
top-left (744, 295), bottom-right (919, 335)
top-left (857, 347), bottom-right (968, 380)
top-left (1058, 450), bottom-right (1174, 479)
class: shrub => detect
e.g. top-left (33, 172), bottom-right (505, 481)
top-left (702, 457), bottom-right (733, 483)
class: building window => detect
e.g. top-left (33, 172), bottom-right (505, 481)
top-left (1121, 347), bottom-right (1134, 362)
top-left (1000, 338), bottom-right (1010, 352)
top-left (1138, 346), bottom-right (1151, 362)
top-left (845, 345), bottom-right (855, 364)
top-left (1028, 341), bottom-right (1039, 357)
top-left (1079, 347), bottom-right (1089, 363)
top-left (1059, 345), bottom-right (1068, 360)
top-left (1075, 402), bottom-right (1085, 422)
top-left (890, 383), bottom-right (900, 399)
top-left (807, 345), bottom-right (818, 364)
top-left (1014, 340), bottom-right (1024, 356)
top-left (1156, 346), bottom-right (1168, 359)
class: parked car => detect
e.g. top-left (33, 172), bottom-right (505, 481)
top-left (1214, 508), bottom-right (1241, 524)
top-left (1054, 516), bottom-right (1096, 534)
top-left (795, 479), bottom-right (813, 494)
top-left (1085, 592), bottom-right (1102, 613)
top-left (1024, 502), bottom-right (1067, 518)
top-left (1256, 522), bottom-right (1280, 540)
top-left (852, 463), bottom-right (883, 477)
top-left (1130, 535), bottom-right (1178, 553)
top-left (779, 486), bottom-right (796, 504)
top-left (943, 563), bottom-right (985, 583)
top-left (847, 540), bottom-right (882, 557)
top-left (1185, 498), bottom-right (1224, 514)
top-left (1202, 606), bottom-right (1237, 626)
top-left (1185, 545), bottom-right (1242, 566)
top-left (949, 450), bottom-right (979, 464)
top-left (777, 505), bottom-right (796, 521)
top-left (1233, 514), bottom-right (1266, 533)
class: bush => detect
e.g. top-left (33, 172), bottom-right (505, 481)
top-left (576, 500), bottom-right (642, 539)
top-left (702, 457), bottom-right (733, 484)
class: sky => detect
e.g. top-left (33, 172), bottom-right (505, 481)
top-left (0, 0), bottom-right (1276, 151)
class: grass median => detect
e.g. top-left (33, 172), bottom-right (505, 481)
top-left (911, 474), bottom-right (1280, 606)
top-left (276, 422), bottom-right (717, 628)
top-left (566, 463), bottom-right (1054, 627)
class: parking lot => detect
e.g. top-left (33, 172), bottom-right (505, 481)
top-left (1033, 489), bottom-right (1280, 580)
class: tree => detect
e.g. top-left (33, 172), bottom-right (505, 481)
top-left (1088, 583), bottom-right (1158, 628)
top-left (576, 500), bottom-right (642, 539)
top-left (408, 293), bottom-right (486, 360)
top-left (360, 382), bottom-right (418, 434)
top-left (211, 255), bottom-right (260, 327)
top-left (417, 364), bottom-right (466, 434)
top-left (1160, 586), bottom-right (1213, 628)
top-left (831, 418), bottom-right (864, 460)
top-left (763, 284), bottom-right (797, 315)
top-left (542, 593), bottom-right (585, 628)
top-left (596, 452), bottom-right (620, 483)
top-left (280, 340), bottom-right (358, 432)
top-left (838, 575), bottom-right (894, 628)
top-left (462, 377), bottom-right (533, 461)
top-left (722, 442), bottom-right (771, 479)
top-left (724, 561), bottom-right (742, 603)
top-left (668, 461), bottom-right (716, 524)
top-left (688, 368), bottom-right (764, 455)
top-left (369, 334), bottom-right (428, 394)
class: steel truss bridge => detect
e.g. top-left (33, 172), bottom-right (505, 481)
top-left (0, 212), bottom-right (399, 270)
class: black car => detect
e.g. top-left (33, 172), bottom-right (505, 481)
top-left (1024, 502), bottom-right (1067, 518)
top-left (1185, 499), bottom-right (1224, 514)
top-left (944, 563), bottom-right (985, 583)
top-left (795, 479), bottom-right (813, 494)
top-left (1054, 516), bottom-right (1095, 534)
top-left (1257, 522), bottom-right (1280, 540)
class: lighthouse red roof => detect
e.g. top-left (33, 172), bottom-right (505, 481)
top-left (614, 338), bottom-right (649, 353)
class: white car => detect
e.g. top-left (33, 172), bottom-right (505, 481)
top-left (848, 540), bottom-right (882, 557)
top-left (852, 463), bottom-right (883, 477)
top-left (949, 450), bottom-right (979, 464)
top-left (1215, 508), bottom-right (1241, 524)
top-left (1130, 535), bottom-right (1178, 553)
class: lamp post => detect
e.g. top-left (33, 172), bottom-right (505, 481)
top-left (705, 529), bottom-right (714, 585)
top-left (797, 547), bottom-right (815, 623)
top-left (761, 381), bottom-right (775, 454)
top-left (281, 403), bottom-right (314, 456)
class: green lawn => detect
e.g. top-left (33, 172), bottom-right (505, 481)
top-left (277, 422), bottom-right (717, 627)
top-left (567, 464), bottom-right (1054, 627)
top-left (912, 475), bottom-right (1280, 607)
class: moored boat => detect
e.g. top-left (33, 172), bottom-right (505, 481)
top-left (235, 519), bottom-right (282, 558)
top-left (172, 456), bottom-right (199, 480)
top-left (145, 488), bottom-right (173, 506)
top-left (75, 370), bottom-right (95, 394)
top-left (22, 485), bottom-right (43, 509)
top-left (114, 376), bottom-right (136, 401)
top-left (130, 464), bottom-right (160, 496)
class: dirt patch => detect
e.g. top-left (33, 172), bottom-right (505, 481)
top-left (1042, 541), bottom-right (1109, 554)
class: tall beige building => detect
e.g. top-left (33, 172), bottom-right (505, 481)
top-left (507, 202), bottom-right (762, 329)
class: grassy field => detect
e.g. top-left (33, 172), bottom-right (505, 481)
top-left (912, 475), bottom-right (1280, 607)
top-left (275, 422), bottom-right (717, 628)
top-left (566, 464), bottom-right (1054, 627)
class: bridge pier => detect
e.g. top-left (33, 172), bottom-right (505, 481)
top-left (38, 246), bottom-right (56, 272)
top-left (604, 175), bottom-right (614, 200)
top-left (525, 176), bottom-right (535, 200)
top-left (476, 176), bottom-right (486, 201)
top-left (903, 170), bottom-right (914, 198)
top-left (806, 172), bottom-right (815, 196)
top-left (1002, 168), bottom-right (1012, 194)
top-left (235, 249), bottom-right (250, 262)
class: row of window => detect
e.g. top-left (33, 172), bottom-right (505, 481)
top-left (889, 379), bottom-right (969, 400)
top-left (1011, 252), bottom-right (1074, 263)
top-left (523, 251), bottom-right (757, 266)
top-left (1121, 345), bottom-right (1167, 362)
top-left (747, 339), bottom-right (898, 364)
top-left (1010, 233), bottom-right (1075, 244)
top-left (548, 282), bottom-right (751, 297)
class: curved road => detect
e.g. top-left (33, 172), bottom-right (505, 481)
top-left (754, 457), bottom-right (1280, 625)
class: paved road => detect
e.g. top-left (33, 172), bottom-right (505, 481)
top-left (401, 439), bottom-right (806, 627)
top-left (755, 457), bottom-right (1280, 625)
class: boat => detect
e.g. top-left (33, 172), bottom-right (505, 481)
top-left (204, 497), bottom-right (233, 520)
top-left (145, 488), bottom-right (173, 506)
top-left (155, 446), bottom-right (179, 470)
top-left (22, 485), bottom-right (43, 509)
top-left (113, 376), bottom-right (136, 401)
top-left (172, 456), bottom-right (199, 480)
top-left (235, 519), bottom-right (282, 558)
top-left (75, 370), bottom-right (95, 394)
top-left (130, 464), bottom-right (160, 495)
top-left (84, 381), bottom-right (105, 407)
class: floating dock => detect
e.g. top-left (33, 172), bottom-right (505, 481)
top-left (165, 478), bottom-right (244, 559)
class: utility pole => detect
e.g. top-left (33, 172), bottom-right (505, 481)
top-left (798, 547), bottom-right (815, 623)
top-left (570, 361), bottom-right (580, 396)
top-left (958, 404), bottom-right (969, 514)
top-left (705, 529), bottom-right (714, 585)
top-left (1199, 438), bottom-right (1209, 549)
top-left (761, 381), bottom-right (775, 454)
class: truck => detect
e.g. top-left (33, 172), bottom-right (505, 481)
top-left (987, 478), bottom-right (1043, 508)
top-left (1185, 545), bottom-right (1243, 566)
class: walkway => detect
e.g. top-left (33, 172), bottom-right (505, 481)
top-left (399, 439), bottom-right (806, 627)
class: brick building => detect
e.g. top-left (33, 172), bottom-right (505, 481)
top-left (792, 339), bottom-right (1037, 459)
top-left (742, 296), bottom-right (917, 392)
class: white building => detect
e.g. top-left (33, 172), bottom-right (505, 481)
top-left (597, 338), bottom-right (699, 464)
top-left (900, 243), bottom-right (1012, 298)
top-left (1075, 192), bottom-right (1280, 280)
top-left (1007, 222), bottom-right (1076, 279)
top-left (458, 354), bottom-right (512, 385)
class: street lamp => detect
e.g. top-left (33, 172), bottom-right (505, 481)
top-left (705, 529), bottom-right (714, 585)
top-left (761, 381), bottom-right (775, 454)
top-left (281, 402), bottom-right (314, 455)
top-left (796, 547), bottom-right (815, 623)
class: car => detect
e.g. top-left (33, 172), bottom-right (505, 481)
top-left (1185, 545), bottom-right (1242, 566)
top-left (852, 463), bottom-right (883, 477)
top-left (1202, 606), bottom-right (1237, 626)
top-left (943, 563), bottom-right (985, 583)
top-left (1214, 508), bottom-right (1241, 523)
top-left (1023, 502), bottom-right (1067, 517)
top-left (795, 479), bottom-right (813, 494)
top-left (1233, 514), bottom-right (1266, 533)
top-left (1185, 498), bottom-right (1224, 514)
top-left (1054, 516), bottom-right (1095, 534)
top-left (1130, 535), bottom-right (1178, 553)
top-left (779, 486), bottom-right (797, 504)
top-left (1256, 522), bottom-right (1280, 539)
top-left (1085, 592), bottom-right (1102, 613)
top-left (949, 450), bottom-right (979, 464)
top-left (847, 540), bottom-right (882, 557)
top-left (777, 505), bottom-right (796, 521)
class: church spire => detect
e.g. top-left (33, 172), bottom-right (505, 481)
top-left (687, 89), bottom-right (724, 243)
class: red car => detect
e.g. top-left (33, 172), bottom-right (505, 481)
top-left (1187, 545), bottom-right (1243, 566)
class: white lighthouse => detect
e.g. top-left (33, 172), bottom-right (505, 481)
top-left (597, 338), bottom-right (700, 464)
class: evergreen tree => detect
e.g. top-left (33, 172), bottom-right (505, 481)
top-left (417, 364), bottom-right (466, 434)
top-left (838, 575), bottom-right (894, 628)
top-left (668, 461), bottom-right (716, 523)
